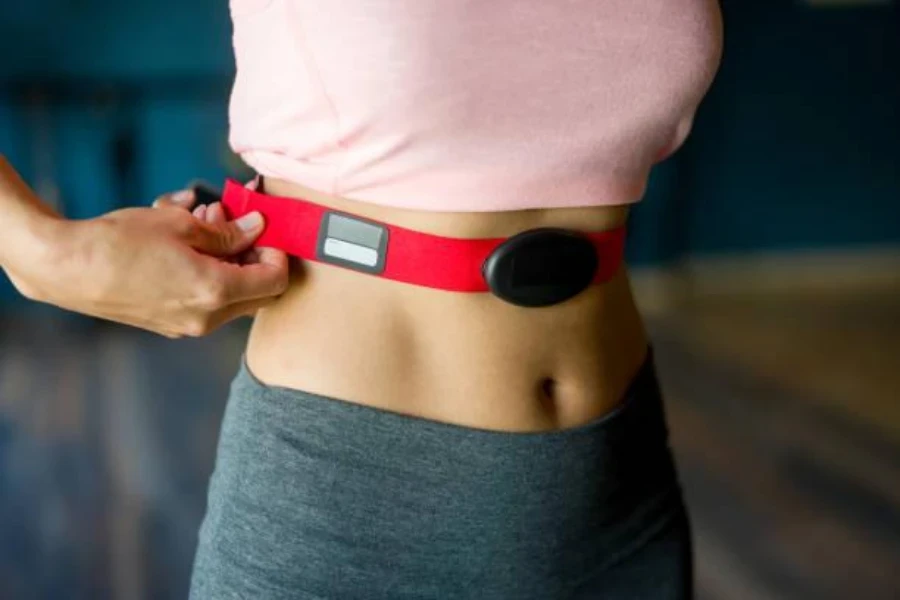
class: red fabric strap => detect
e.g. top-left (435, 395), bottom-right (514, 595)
top-left (221, 179), bottom-right (625, 293)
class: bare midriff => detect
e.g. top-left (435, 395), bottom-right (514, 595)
top-left (244, 176), bottom-right (650, 433)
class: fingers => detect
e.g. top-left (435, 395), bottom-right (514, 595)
top-left (173, 252), bottom-right (288, 337)
top-left (201, 203), bottom-right (242, 263)
top-left (239, 247), bottom-right (261, 265)
top-left (153, 189), bottom-right (196, 210)
top-left (206, 202), bottom-right (226, 224)
top-left (203, 297), bottom-right (277, 333)
top-left (193, 201), bottom-right (224, 223)
top-left (250, 246), bottom-right (286, 268)
top-left (218, 248), bottom-right (290, 302)
top-left (148, 245), bottom-right (289, 338)
top-left (187, 211), bottom-right (265, 257)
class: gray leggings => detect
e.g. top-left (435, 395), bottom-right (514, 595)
top-left (189, 351), bottom-right (692, 599)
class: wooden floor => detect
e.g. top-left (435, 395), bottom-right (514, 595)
top-left (0, 286), bottom-right (898, 599)
top-left (649, 287), bottom-right (900, 600)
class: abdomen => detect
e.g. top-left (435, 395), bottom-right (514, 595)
top-left (243, 178), bottom-right (649, 432)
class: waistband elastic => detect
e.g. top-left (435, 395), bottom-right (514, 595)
top-left (232, 348), bottom-right (672, 479)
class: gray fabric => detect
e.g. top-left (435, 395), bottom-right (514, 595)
top-left (189, 352), bottom-right (692, 599)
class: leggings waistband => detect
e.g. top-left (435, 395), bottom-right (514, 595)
top-left (231, 348), bottom-right (675, 499)
top-left (191, 349), bottom-right (686, 599)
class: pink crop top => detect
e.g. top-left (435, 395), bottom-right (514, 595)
top-left (227, 0), bottom-right (723, 212)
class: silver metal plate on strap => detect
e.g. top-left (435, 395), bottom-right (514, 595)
top-left (315, 211), bottom-right (389, 275)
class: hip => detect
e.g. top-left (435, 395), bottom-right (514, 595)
top-left (191, 349), bottom-right (690, 599)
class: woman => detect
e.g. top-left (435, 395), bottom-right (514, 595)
top-left (1, 0), bottom-right (723, 597)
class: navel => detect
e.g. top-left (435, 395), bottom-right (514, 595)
top-left (540, 377), bottom-right (557, 400)
top-left (537, 376), bottom-right (561, 423)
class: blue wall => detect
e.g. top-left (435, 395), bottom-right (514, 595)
top-left (0, 0), bottom-right (237, 213)
top-left (628, 0), bottom-right (900, 264)
top-left (1, 0), bottom-right (233, 79)
top-left (679, 0), bottom-right (900, 256)
top-left (1, 0), bottom-right (898, 303)
top-left (0, 0), bottom-right (238, 303)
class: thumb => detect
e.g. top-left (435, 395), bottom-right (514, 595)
top-left (190, 211), bottom-right (265, 256)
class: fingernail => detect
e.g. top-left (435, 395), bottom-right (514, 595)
top-left (236, 211), bottom-right (263, 232)
top-left (172, 189), bottom-right (194, 205)
top-left (205, 202), bottom-right (221, 223)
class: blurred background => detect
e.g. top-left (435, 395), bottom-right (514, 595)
top-left (1, 0), bottom-right (898, 598)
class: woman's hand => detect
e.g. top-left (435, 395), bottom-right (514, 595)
top-left (186, 194), bottom-right (247, 265)
top-left (3, 187), bottom-right (289, 338)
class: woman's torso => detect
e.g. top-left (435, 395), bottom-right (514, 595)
top-left (246, 177), bottom-right (649, 432)
top-left (235, 0), bottom-right (723, 432)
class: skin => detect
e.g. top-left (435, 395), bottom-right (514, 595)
top-left (245, 176), bottom-right (650, 432)
top-left (1, 150), bottom-right (649, 432)
top-left (0, 155), bottom-right (289, 338)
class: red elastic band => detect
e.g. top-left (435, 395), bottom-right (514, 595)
top-left (221, 179), bottom-right (625, 293)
